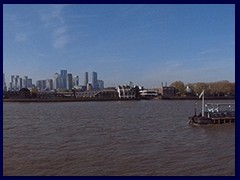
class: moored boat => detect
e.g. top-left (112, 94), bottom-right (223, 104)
top-left (188, 90), bottom-right (235, 125)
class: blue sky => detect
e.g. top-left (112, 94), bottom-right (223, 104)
top-left (3, 4), bottom-right (235, 88)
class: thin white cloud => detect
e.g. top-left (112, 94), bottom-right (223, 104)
top-left (15, 33), bottom-right (28, 42)
top-left (38, 52), bottom-right (50, 57)
top-left (52, 26), bottom-right (69, 49)
top-left (40, 4), bottom-right (69, 27)
top-left (39, 5), bottom-right (71, 50)
top-left (53, 35), bottom-right (69, 49)
top-left (197, 48), bottom-right (219, 56)
top-left (53, 26), bottom-right (67, 38)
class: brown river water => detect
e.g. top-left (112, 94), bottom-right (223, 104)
top-left (3, 100), bottom-right (235, 176)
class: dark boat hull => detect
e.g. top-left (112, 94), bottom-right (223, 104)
top-left (188, 116), bottom-right (235, 125)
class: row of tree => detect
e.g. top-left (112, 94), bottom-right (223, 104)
top-left (170, 80), bottom-right (235, 96)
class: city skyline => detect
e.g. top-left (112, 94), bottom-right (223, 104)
top-left (3, 70), bottom-right (104, 91)
top-left (3, 4), bottom-right (235, 87)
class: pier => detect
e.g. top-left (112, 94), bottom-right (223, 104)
top-left (188, 90), bottom-right (235, 125)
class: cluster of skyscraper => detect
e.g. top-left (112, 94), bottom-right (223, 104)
top-left (84, 72), bottom-right (104, 90)
top-left (3, 70), bottom-right (104, 92)
top-left (4, 74), bottom-right (33, 91)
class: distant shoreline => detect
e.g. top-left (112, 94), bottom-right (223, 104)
top-left (3, 96), bottom-right (235, 102)
top-left (161, 96), bottom-right (235, 100)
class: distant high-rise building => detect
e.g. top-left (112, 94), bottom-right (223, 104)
top-left (36, 80), bottom-right (46, 90)
top-left (84, 72), bottom-right (88, 86)
top-left (27, 79), bottom-right (33, 88)
top-left (53, 73), bottom-right (60, 90)
top-left (11, 75), bottom-right (14, 85)
top-left (92, 71), bottom-right (98, 90)
top-left (73, 75), bottom-right (79, 86)
top-left (24, 76), bottom-right (28, 88)
top-left (97, 80), bottom-right (104, 90)
top-left (8, 82), bottom-right (13, 91)
top-left (36, 80), bottom-right (41, 90)
top-left (14, 76), bottom-right (19, 91)
top-left (67, 73), bottom-right (73, 90)
top-left (46, 79), bottom-right (53, 91)
top-left (60, 70), bottom-right (67, 89)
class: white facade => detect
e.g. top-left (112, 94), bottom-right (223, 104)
top-left (117, 86), bottom-right (136, 99)
top-left (139, 89), bottom-right (158, 98)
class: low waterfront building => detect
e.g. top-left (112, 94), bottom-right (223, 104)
top-left (139, 89), bottom-right (158, 99)
top-left (117, 85), bottom-right (137, 99)
top-left (95, 88), bottom-right (118, 99)
top-left (75, 91), bottom-right (96, 98)
top-left (158, 86), bottom-right (177, 98)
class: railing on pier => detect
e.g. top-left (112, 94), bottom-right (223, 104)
top-left (204, 103), bottom-right (235, 118)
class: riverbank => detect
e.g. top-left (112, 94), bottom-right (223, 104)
top-left (161, 96), bottom-right (235, 100)
top-left (3, 96), bottom-right (235, 102)
top-left (3, 97), bottom-right (141, 102)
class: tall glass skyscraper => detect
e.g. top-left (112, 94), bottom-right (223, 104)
top-left (84, 72), bottom-right (88, 86)
top-left (92, 71), bottom-right (98, 90)
top-left (67, 73), bottom-right (73, 90)
top-left (24, 76), bottom-right (28, 88)
top-left (60, 70), bottom-right (67, 89)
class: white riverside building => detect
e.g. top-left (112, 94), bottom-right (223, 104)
top-left (117, 85), bottom-right (136, 99)
top-left (139, 89), bottom-right (158, 99)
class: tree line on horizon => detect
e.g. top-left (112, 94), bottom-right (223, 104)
top-left (170, 80), bottom-right (235, 97)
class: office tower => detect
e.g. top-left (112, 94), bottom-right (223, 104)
top-left (36, 80), bottom-right (41, 89)
top-left (46, 79), bottom-right (53, 91)
top-left (98, 80), bottom-right (104, 90)
top-left (24, 76), bottom-right (28, 88)
top-left (92, 71), bottom-right (98, 90)
top-left (27, 79), bottom-right (33, 88)
top-left (14, 76), bottom-right (19, 91)
top-left (10, 75), bottom-right (14, 83)
top-left (53, 73), bottom-right (60, 90)
top-left (84, 72), bottom-right (88, 86)
top-left (67, 73), bottom-right (73, 90)
top-left (23, 79), bottom-right (26, 88)
top-left (40, 80), bottom-right (45, 90)
top-left (9, 82), bottom-right (13, 91)
top-left (36, 80), bottom-right (46, 90)
top-left (73, 75), bottom-right (79, 86)
top-left (8, 82), bottom-right (13, 91)
top-left (60, 70), bottom-right (67, 89)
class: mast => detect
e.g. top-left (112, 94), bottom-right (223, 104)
top-left (199, 90), bottom-right (205, 117)
top-left (201, 90), bottom-right (204, 117)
